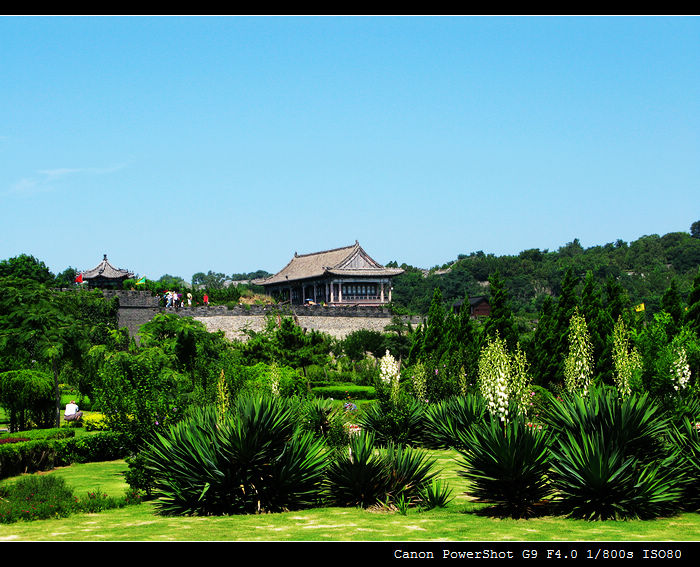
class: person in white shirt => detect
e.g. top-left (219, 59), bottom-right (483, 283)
top-left (64, 400), bottom-right (83, 422)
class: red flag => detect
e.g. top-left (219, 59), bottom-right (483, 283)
top-left (75, 273), bottom-right (83, 283)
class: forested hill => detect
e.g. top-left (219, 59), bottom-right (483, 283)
top-left (388, 226), bottom-right (700, 317)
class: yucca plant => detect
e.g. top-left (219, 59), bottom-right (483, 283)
top-left (668, 417), bottom-right (700, 511)
top-left (542, 388), bottom-right (671, 466)
top-left (422, 394), bottom-right (487, 450)
top-left (419, 478), bottom-right (454, 510)
top-left (357, 395), bottom-right (426, 447)
top-left (324, 430), bottom-right (391, 508)
top-left (549, 430), bottom-right (681, 520)
top-left (325, 430), bottom-right (439, 509)
top-left (544, 387), bottom-right (683, 520)
top-left (456, 412), bottom-right (553, 519)
top-left (144, 395), bottom-right (328, 516)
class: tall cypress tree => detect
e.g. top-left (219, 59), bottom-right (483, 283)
top-left (531, 295), bottom-right (558, 388)
top-left (661, 278), bottom-right (684, 337)
top-left (550, 268), bottom-right (580, 388)
top-left (422, 287), bottom-right (447, 361)
top-left (483, 270), bottom-right (518, 350)
top-left (580, 271), bottom-right (613, 383)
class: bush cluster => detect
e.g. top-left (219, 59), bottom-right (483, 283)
top-left (0, 475), bottom-right (140, 524)
top-left (0, 431), bottom-right (129, 480)
top-left (135, 394), bottom-right (443, 516)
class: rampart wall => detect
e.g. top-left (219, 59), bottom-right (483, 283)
top-left (102, 290), bottom-right (421, 340)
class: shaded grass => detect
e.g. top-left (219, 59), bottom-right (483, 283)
top-left (1, 453), bottom-right (699, 542)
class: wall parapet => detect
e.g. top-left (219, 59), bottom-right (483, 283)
top-left (169, 303), bottom-right (397, 319)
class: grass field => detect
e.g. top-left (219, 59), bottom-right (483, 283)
top-left (1, 452), bottom-right (699, 542)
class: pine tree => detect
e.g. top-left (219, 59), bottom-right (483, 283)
top-left (580, 271), bottom-right (614, 384)
top-left (550, 268), bottom-right (580, 388)
top-left (661, 278), bottom-right (684, 336)
top-left (531, 295), bottom-right (558, 388)
top-left (483, 271), bottom-right (518, 350)
top-left (422, 287), bottom-right (447, 361)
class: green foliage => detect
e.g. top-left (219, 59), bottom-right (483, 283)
top-left (144, 396), bottom-right (328, 516)
top-left (0, 474), bottom-right (76, 523)
top-left (0, 370), bottom-right (55, 432)
top-left (0, 254), bottom-right (54, 284)
top-left (421, 394), bottom-right (488, 450)
top-left (544, 388), bottom-right (683, 520)
top-left (295, 397), bottom-right (351, 449)
top-left (456, 412), bottom-right (553, 519)
top-left (483, 270), bottom-right (518, 350)
top-left (93, 347), bottom-right (189, 446)
top-left (356, 395), bottom-right (426, 447)
top-left (341, 329), bottom-right (386, 361)
top-left (324, 430), bottom-right (438, 509)
top-left (391, 229), bottom-right (700, 323)
top-left (0, 431), bottom-right (127, 480)
top-left (0, 474), bottom-right (140, 524)
top-left (668, 417), bottom-right (700, 511)
top-left (418, 478), bottom-right (454, 510)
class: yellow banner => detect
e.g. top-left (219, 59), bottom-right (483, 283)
top-left (634, 303), bottom-right (645, 312)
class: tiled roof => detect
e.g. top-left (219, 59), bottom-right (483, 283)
top-left (260, 242), bottom-right (403, 286)
top-left (81, 255), bottom-right (134, 280)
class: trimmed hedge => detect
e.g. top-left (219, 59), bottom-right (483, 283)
top-left (311, 384), bottom-right (376, 400)
top-left (0, 431), bottom-right (129, 480)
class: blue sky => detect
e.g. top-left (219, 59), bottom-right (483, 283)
top-left (1, 16), bottom-right (698, 281)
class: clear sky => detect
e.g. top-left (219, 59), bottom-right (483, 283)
top-left (1, 16), bottom-right (698, 281)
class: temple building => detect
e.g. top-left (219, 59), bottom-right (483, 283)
top-left (78, 254), bottom-right (134, 289)
top-left (258, 241), bottom-right (404, 306)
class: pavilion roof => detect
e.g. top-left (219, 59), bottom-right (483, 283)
top-left (258, 241), bottom-right (403, 286)
top-left (81, 254), bottom-right (134, 280)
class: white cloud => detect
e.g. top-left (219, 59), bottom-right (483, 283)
top-left (6, 163), bottom-right (127, 196)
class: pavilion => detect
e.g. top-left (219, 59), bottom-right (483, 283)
top-left (257, 241), bottom-right (403, 306)
top-left (78, 254), bottom-right (134, 289)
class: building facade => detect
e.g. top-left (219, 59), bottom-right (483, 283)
top-left (257, 241), bottom-right (404, 306)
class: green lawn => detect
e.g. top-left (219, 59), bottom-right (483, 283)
top-left (1, 453), bottom-right (699, 542)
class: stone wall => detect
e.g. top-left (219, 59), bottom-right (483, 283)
top-left (102, 290), bottom-right (161, 339)
top-left (104, 290), bottom-right (422, 341)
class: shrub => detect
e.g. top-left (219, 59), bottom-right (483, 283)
top-left (296, 398), bottom-right (351, 449)
top-left (667, 417), bottom-right (700, 512)
top-left (0, 475), bottom-right (142, 523)
top-left (56, 431), bottom-right (130, 464)
top-left (422, 394), bottom-right (487, 450)
top-left (456, 412), bottom-right (553, 519)
top-left (0, 370), bottom-right (56, 432)
top-left (0, 475), bottom-right (76, 523)
top-left (357, 395), bottom-right (426, 447)
top-left (544, 388), bottom-right (684, 520)
top-left (419, 478), bottom-right (454, 510)
top-left (144, 395), bottom-right (328, 516)
top-left (324, 430), bottom-right (438, 509)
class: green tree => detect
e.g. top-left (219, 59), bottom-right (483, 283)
top-left (0, 254), bottom-right (54, 284)
top-left (483, 271), bottom-right (518, 350)
top-left (0, 278), bottom-right (88, 427)
top-left (661, 279), bottom-right (684, 336)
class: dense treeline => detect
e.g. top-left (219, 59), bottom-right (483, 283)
top-left (388, 227), bottom-right (700, 317)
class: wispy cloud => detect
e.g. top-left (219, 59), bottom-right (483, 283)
top-left (6, 163), bottom-right (127, 196)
